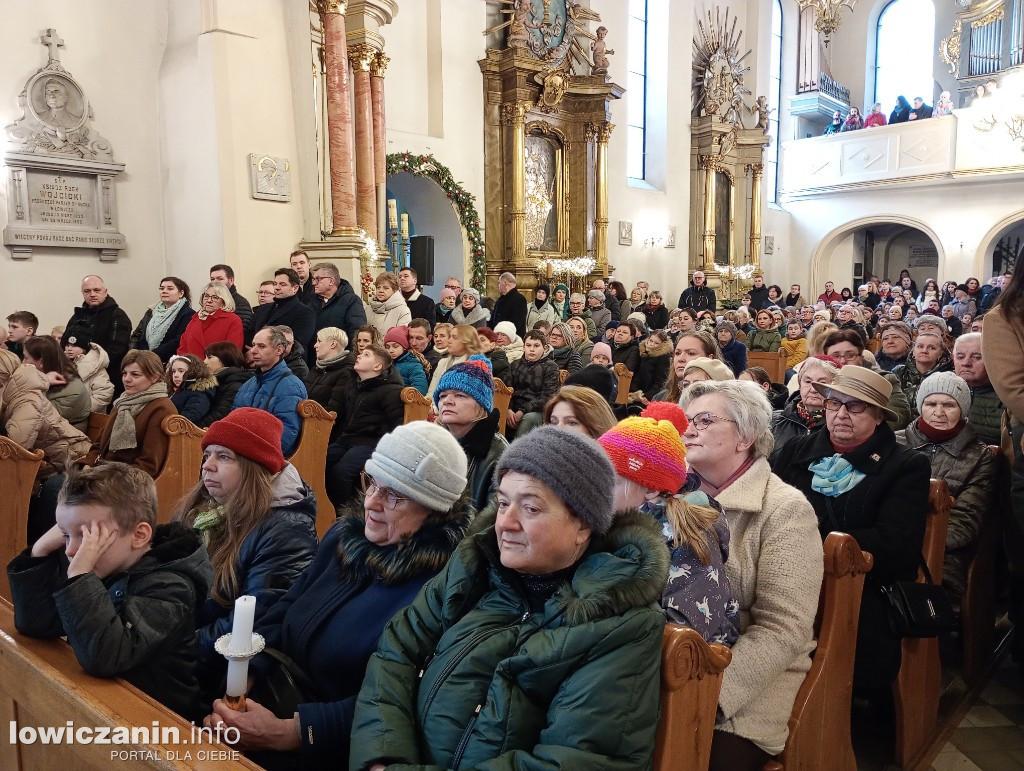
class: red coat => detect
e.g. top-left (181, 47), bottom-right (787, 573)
top-left (177, 309), bottom-right (244, 357)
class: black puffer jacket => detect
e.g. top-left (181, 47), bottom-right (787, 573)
top-left (170, 374), bottom-right (218, 425)
top-left (310, 281), bottom-right (367, 354)
top-left (642, 303), bottom-right (669, 331)
top-left (65, 296), bottom-right (132, 382)
top-left (549, 346), bottom-right (583, 375)
top-left (485, 349), bottom-right (511, 384)
top-left (335, 368), bottom-right (405, 446)
top-left (199, 367), bottom-right (252, 428)
top-left (611, 339), bottom-right (641, 373)
top-left (634, 339), bottom-right (672, 398)
top-left (9, 522), bottom-right (212, 722)
top-left (304, 354), bottom-right (356, 438)
top-left (770, 391), bottom-right (826, 456)
top-left (454, 409), bottom-right (508, 511)
top-left (249, 294), bottom-right (316, 350)
top-left (195, 464), bottom-right (318, 683)
top-left (508, 352), bottom-right (560, 414)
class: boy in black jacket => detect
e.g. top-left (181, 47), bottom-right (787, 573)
top-left (7, 463), bottom-right (212, 722)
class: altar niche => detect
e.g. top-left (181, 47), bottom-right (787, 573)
top-left (3, 28), bottom-right (126, 261)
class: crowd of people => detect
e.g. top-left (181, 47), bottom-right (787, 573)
top-left (822, 92), bottom-right (955, 134)
top-left (2, 252), bottom-right (1022, 770)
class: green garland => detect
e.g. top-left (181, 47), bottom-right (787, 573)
top-left (386, 152), bottom-right (485, 290)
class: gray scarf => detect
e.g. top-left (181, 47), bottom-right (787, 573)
top-left (145, 298), bottom-right (187, 349)
top-left (315, 351), bottom-right (348, 370)
top-left (452, 303), bottom-right (490, 327)
top-left (109, 382), bottom-right (169, 452)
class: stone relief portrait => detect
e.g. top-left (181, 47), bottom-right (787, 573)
top-left (31, 76), bottom-right (85, 131)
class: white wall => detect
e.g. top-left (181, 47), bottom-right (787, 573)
top-left (0, 0), bottom-right (170, 332)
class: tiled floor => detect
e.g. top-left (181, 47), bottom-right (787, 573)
top-left (931, 656), bottom-right (1024, 771)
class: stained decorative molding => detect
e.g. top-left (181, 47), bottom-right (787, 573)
top-left (939, 19), bottom-right (963, 76)
top-left (347, 43), bottom-right (376, 71)
top-left (369, 51), bottom-right (390, 77)
top-left (971, 5), bottom-right (1005, 28)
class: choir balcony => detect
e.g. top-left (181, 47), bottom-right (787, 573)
top-left (780, 95), bottom-right (1024, 199)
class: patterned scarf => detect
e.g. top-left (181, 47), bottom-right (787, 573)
top-left (109, 382), bottom-right (169, 452)
top-left (145, 298), bottom-right (187, 349)
top-left (796, 399), bottom-right (825, 428)
top-left (808, 454), bottom-right (866, 497)
top-left (192, 503), bottom-right (226, 547)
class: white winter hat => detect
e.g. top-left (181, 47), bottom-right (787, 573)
top-left (364, 422), bottom-right (469, 511)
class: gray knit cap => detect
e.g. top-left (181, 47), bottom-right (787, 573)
top-left (916, 314), bottom-right (947, 334)
top-left (495, 426), bottom-right (615, 535)
top-left (916, 371), bottom-right (971, 418)
top-left (365, 422), bottom-right (468, 512)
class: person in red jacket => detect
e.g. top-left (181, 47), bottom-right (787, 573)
top-left (177, 283), bottom-right (244, 358)
top-left (817, 281), bottom-right (842, 305)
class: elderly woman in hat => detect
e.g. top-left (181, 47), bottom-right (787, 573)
top-left (896, 372), bottom-right (996, 598)
top-left (205, 421), bottom-right (472, 765)
top-left (678, 379), bottom-right (822, 768)
top-left (350, 427), bottom-right (669, 770)
top-left (772, 366), bottom-right (931, 695)
top-left (434, 355), bottom-right (508, 510)
top-left (451, 287), bottom-right (491, 329)
top-left (875, 321), bottom-right (913, 371)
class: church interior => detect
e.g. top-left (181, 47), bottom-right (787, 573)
top-left (1, 0), bottom-right (1024, 769)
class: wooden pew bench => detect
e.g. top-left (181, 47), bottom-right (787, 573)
top-left (493, 378), bottom-right (513, 438)
top-left (763, 532), bottom-right (873, 771)
top-left (747, 350), bottom-right (788, 384)
top-left (0, 438), bottom-right (44, 603)
top-left (613, 363), bottom-right (633, 405)
top-left (0, 600), bottom-right (260, 770)
top-left (654, 624), bottom-right (732, 771)
top-left (286, 400), bottom-right (336, 537)
top-left (154, 415), bottom-right (207, 522)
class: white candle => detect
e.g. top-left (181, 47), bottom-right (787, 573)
top-left (400, 212), bottom-right (409, 239)
top-left (387, 198), bottom-right (398, 229)
top-left (225, 658), bottom-right (248, 699)
top-left (228, 595), bottom-right (255, 654)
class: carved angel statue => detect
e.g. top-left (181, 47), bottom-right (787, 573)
top-left (591, 26), bottom-right (614, 74)
top-left (749, 96), bottom-right (771, 132)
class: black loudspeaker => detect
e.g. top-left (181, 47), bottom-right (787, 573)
top-left (409, 235), bottom-right (435, 286)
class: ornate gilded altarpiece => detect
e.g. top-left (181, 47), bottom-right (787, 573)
top-left (480, 0), bottom-right (621, 295)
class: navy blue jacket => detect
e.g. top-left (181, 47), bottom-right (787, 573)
top-left (721, 338), bottom-right (748, 376)
top-left (170, 374), bottom-right (217, 425)
top-left (232, 359), bottom-right (307, 456)
top-left (195, 465), bottom-right (318, 677)
top-left (250, 501), bottom-right (472, 765)
top-left (310, 281), bottom-right (367, 354)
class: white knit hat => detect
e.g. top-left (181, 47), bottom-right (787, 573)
top-left (916, 371), bottom-right (971, 417)
top-left (365, 422), bottom-right (468, 511)
top-left (494, 321), bottom-right (519, 342)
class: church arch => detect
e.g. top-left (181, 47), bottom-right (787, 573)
top-left (811, 215), bottom-right (946, 290)
top-left (976, 209), bottom-right (1024, 276)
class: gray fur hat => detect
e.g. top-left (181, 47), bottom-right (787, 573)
top-left (916, 371), bottom-right (971, 417)
top-left (496, 426), bottom-right (615, 535)
top-left (365, 422), bottom-right (468, 512)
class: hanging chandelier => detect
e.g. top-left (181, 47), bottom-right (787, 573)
top-left (797, 0), bottom-right (858, 46)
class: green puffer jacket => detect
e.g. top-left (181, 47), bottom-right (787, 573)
top-left (968, 385), bottom-right (1004, 447)
top-left (350, 511), bottom-right (670, 771)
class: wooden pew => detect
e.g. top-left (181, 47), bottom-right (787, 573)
top-left (0, 439), bottom-right (45, 603)
top-left (866, 338), bottom-right (881, 355)
top-left (747, 350), bottom-right (788, 384)
top-left (558, 369), bottom-right (569, 386)
top-left (613, 363), bottom-right (633, 405)
top-left (959, 445), bottom-right (1003, 686)
top-left (654, 624), bottom-right (732, 771)
top-left (286, 400), bottom-right (337, 537)
top-left (153, 416), bottom-right (207, 523)
top-left (892, 479), bottom-right (952, 770)
top-left (493, 378), bottom-right (513, 438)
top-left (401, 387), bottom-right (431, 424)
top-left (0, 600), bottom-right (260, 770)
top-left (763, 533), bottom-right (873, 771)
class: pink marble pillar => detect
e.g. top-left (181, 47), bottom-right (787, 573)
top-left (323, 2), bottom-right (357, 233)
top-left (349, 44), bottom-right (377, 238)
top-left (370, 52), bottom-right (389, 187)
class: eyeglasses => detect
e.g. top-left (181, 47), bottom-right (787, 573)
top-left (360, 472), bottom-right (411, 510)
top-left (257, 290), bottom-right (274, 296)
top-left (201, 293), bottom-right (223, 302)
top-left (444, 284), bottom-right (460, 290)
top-left (823, 396), bottom-right (871, 414)
top-left (685, 412), bottom-right (738, 431)
top-left (311, 275), bottom-right (332, 284)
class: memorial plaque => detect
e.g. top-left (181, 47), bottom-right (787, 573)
top-left (3, 29), bottom-right (125, 260)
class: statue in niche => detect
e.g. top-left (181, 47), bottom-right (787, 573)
top-left (591, 26), bottom-right (614, 75)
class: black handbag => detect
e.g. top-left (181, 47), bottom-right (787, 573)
top-left (880, 555), bottom-right (957, 638)
top-left (248, 648), bottom-right (322, 719)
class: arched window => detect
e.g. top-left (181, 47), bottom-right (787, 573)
top-left (874, 0), bottom-right (935, 112)
top-left (626, 0), bottom-right (648, 180)
top-left (767, 0), bottom-right (783, 204)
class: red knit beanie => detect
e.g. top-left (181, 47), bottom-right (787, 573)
top-left (383, 325), bottom-right (410, 350)
top-left (202, 408), bottom-right (287, 473)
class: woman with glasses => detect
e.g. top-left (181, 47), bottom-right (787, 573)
top-left (177, 282), bottom-right (244, 358)
top-left (679, 380), bottom-right (822, 770)
top-left (129, 276), bottom-right (196, 362)
top-left (822, 328), bottom-right (912, 428)
top-left (770, 355), bottom-right (841, 454)
top-left (773, 367), bottom-right (931, 700)
top-left (350, 427), bottom-right (669, 770)
top-left (205, 421), bottom-right (471, 765)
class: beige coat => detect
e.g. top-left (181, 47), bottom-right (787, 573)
top-left (0, 351), bottom-right (91, 475)
top-left (712, 458), bottom-right (824, 755)
top-left (364, 293), bottom-right (412, 338)
top-left (73, 343), bottom-right (115, 411)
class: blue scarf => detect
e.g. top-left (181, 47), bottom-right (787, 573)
top-left (808, 454), bottom-right (866, 497)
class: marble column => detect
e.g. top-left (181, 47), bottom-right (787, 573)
top-left (349, 43), bottom-right (377, 239)
top-left (502, 101), bottom-right (528, 263)
top-left (594, 123), bottom-right (614, 274)
top-left (370, 52), bottom-right (390, 246)
top-left (323, 1), bottom-right (357, 234)
top-left (747, 163), bottom-right (764, 268)
top-left (700, 155), bottom-right (719, 273)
